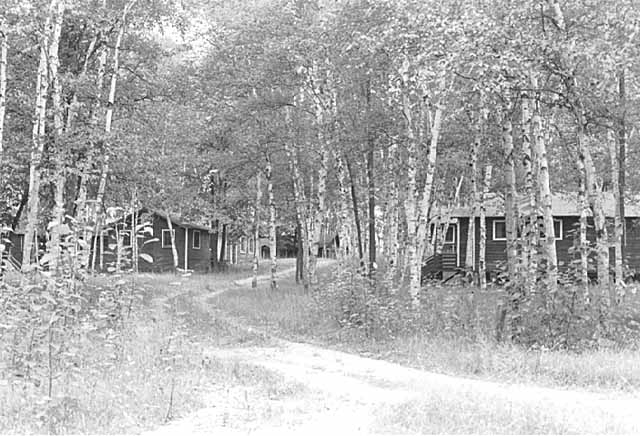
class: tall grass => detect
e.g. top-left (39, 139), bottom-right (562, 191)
top-left (213, 265), bottom-right (640, 392)
top-left (0, 270), bottom-right (303, 434)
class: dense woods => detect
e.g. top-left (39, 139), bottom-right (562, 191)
top-left (2, 0), bottom-right (640, 347)
top-left (4, 0), bottom-right (640, 432)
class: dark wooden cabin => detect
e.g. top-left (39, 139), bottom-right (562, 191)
top-left (93, 209), bottom-right (212, 273)
top-left (424, 193), bottom-right (640, 280)
top-left (0, 229), bottom-right (25, 270)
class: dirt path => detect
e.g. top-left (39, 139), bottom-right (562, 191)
top-left (142, 265), bottom-right (640, 435)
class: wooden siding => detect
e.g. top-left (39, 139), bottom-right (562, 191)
top-left (94, 214), bottom-right (212, 273)
top-left (452, 216), bottom-right (640, 275)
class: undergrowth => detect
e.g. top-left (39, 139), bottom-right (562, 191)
top-left (0, 271), bottom-right (277, 434)
top-left (213, 260), bottom-right (640, 392)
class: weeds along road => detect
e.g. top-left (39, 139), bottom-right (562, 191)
top-left (142, 263), bottom-right (640, 435)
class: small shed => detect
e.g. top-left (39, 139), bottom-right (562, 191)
top-left (93, 209), bottom-right (212, 273)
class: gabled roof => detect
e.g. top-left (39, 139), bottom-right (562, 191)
top-left (448, 192), bottom-right (640, 218)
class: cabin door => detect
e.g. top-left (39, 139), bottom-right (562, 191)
top-left (441, 222), bottom-right (458, 269)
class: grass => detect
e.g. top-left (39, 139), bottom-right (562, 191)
top-left (0, 267), bottom-right (306, 434)
top-left (372, 391), bottom-right (635, 434)
top-left (212, 265), bottom-right (640, 393)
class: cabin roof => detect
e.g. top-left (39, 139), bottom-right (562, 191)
top-left (138, 208), bottom-right (213, 232)
top-left (448, 192), bottom-right (640, 218)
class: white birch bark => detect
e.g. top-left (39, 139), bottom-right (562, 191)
top-left (22, 2), bottom-right (55, 270)
top-left (465, 125), bottom-right (479, 272)
top-left (165, 214), bottom-right (178, 272)
top-left (47, 0), bottom-right (66, 273)
top-left (286, 140), bottom-right (310, 291)
top-left (437, 177), bottom-right (463, 256)
top-left (402, 83), bottom-right (418, 291)
top-left (409, 104), bottom-right (442, 307)
top-left (334, 152), bottom-right (353, 262)
top-left (502, 106), bottom-right (518, 281)
top-left (608, 130), bottom-right (623, 301)
top-left (576, 127), bottom-right (609, 290)
top-left (266, 153), bottom-right (277, 290)
top-left (96, 0), bottom-right (138, 216)
top-left (531, 85), bottom-right (558, 293)
top-left (479, 166), bottom-right (492, 290)
top-left (252, 173), bottom-right (262, 289)
top-left (0, 22), bottom-right (6, 173)
top-left (72, 33), bottom-right (99, 224)
top-left (576, 155), bottom-right (589, 296)
top-left (520, 91), bottom-right (537, 291)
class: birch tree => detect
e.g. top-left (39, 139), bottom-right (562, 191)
top-left (531, 79), bottom-right (558, 293)
top-left (47, 0), bottom-right (67, 273)
top-left (266, 152), bottom-right (277, 290)
top-left (478, 165), bottom-right (492, 290)
top-left (251, 173), bottom-right (262, 289)
top-left (22, 0), bottom-right (56, 270)
top-left (0, 19), bottom-right (6, 176)
top-left (608, 130), bottom-right (623, 300)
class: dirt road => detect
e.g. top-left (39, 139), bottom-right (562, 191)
top-left (142, 266), bottom-right (640, 435)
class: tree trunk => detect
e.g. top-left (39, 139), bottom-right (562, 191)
top-left (94, 0), bottom-right (137, 242)
top-left (346, 157), bottom-right (363, 263)
top-left (409, 104), bottom-right (442, 307)
top-left (22, 4), bottom-right (54, 270)
top-left (366, 137), bottom-right (376, 276)
top-left (0, 22), bottom-right (6, 175)
top-left (286, 138), bottom-right (310, 291)
top-left (334, 152), bottom-right (353, 261)
top-left (219, 223), bottom-right (227, 266)
top-left (617, 69), bottom-right (626, 262)
top-left (531, 84), bottom-right (558, 293)
top-left (47, 0), bottom-right (66, 273)
top-left (576, 125), bottom-right (609, 290)
top-left (576, 156), bottom-right (589, 296)
top-left (479, 166), bottom-right (492, 290)
top-left (266, 154), bottom-right (277, 290)
top-left (74, 34), bottom-right (102, 221)
top-left (502, 106), bottom-right (518, 281)
top-left (465, 123), bottom-right (479, 274)
top-left (295, 219), bottom-right (303, 284)
top-left (520, 91), bottom-right (537, 292)
top-left (165, 215), bottom-right (178, 272)
top-left (608, 130), bottom-right (622, 302)
top-left (252, 173), bottom-right (262, 289)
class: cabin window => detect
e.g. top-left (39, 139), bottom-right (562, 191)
top-left (537, 219), bottom-right (563, 240)
top-left (162, 229), bottom-right (175, 248)
top-left (121, 230), bottom-right (131, 247)
top-left (444, 225), bottom-right (456, 243)
top-left (193, 230), bottom-right (201, 249)
top-left (493, 220), bottom-right (507, 240)
top-left (554, 219), bottom-right (563, 240)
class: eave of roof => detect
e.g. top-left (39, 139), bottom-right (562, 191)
top-left (446, 192), bottom-right (640, 218)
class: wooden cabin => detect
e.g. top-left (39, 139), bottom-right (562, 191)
top-left (0, 229), bottom-right (25, 270)
top-left (93, 209), bottom-right (212, 273)
top-left (424, 192), bottom-right (640, 281)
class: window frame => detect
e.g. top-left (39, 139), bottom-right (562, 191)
top-left (492, 219), bottom-right (507, 241)
top-left (120, 230), bottom-right (132, 248)
top-left (443, 224), bottom-right (456, 244)
top-left (161, 229), bottom-right (175, 248)
top-left (553, 218), bottom-right (563, 241)
top-left (192, 230), bottom-right (201, 250)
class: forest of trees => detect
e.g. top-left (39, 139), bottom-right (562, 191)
top-left (1, 0), bottom-right (640, 340)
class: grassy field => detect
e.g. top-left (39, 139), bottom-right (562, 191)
top-left (212, 266), bottom-right (640, 394)
top-left (0, 263), bottom-right (305, 435)
top-left (4, 260), bottom-right (639, 434)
